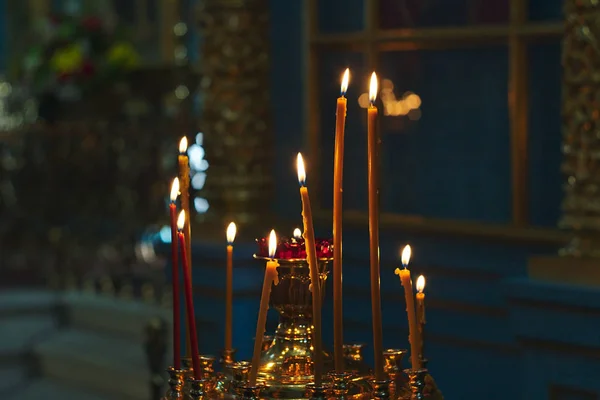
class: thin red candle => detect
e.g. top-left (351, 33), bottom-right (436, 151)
top-left (169, 178), bottom-right (181, 369)
top-left (177, 211), bottom-right (201, 379)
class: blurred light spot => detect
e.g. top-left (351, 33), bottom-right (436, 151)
top-left (191, 172), bottom-right (207, 190)
top-left (196, 132), bottom-right (204, 145)
top-left (0, 82), bottom-right (12, 97)
top-left (381, 79), bottom-right (394, 91)
top-left (175, 85), bottom-right (189, 99)
top-left (174, 45), bottom-right (188, 61)
top-left (174, 22), bottom-right (188, 36)
top-left (188, 144), bottom-right (206, 170)
top-left (358, 93), bottom-right (370, 109)
top-left (408, 108), bottom-right (422, 121)
top-left (198, 159), bottom-right (209, 171)
top-left (159, 225), bottom-right (172, 243)
top-left (136, 241), bottom-right (157, 263)
top-left (405, 94), bottom-right (421, 109)
top-left (194, 197), bottom-right (210, 213)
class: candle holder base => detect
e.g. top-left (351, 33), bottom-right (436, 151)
top-left (383, 349), bottom-right (409, 399)
top-left (305, 383), bottom-right (328, 400)
top-left (187, 378), bottom-right (208, 400)
top-left (404, 369), bottom-right (427, 400)
top-left (328, 371), bottom-right (353, 399)
top-left (371, 379), bottom-right (391, 400)
top-left (162, 366), bottom-right (185, 400)
top-left (403, 368), bottom-right (443, 400)
top-left (221, 348), bottom-right (236, 369)
top-left (240, 383), bottom-right (267, 400)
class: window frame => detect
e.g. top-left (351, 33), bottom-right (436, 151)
top-left (303, 0), bottom-right (566, 243)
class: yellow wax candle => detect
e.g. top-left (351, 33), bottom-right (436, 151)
top-left (395, 245), bottom-right (421, 370)
top-left (367, 72), bottom-right (385, 381)
top-left (225, 222), bottom-right (237, 352)
top-left (297, 153), bottom-right (324, 387)
top-left (333, 68), bottom-right (349, 373)
top-left (177, 136), bottom-right (193, 356)
top-left (416, 275), bottom-right (426, 361)
top-left (249, 230), bottom-right (280, 387)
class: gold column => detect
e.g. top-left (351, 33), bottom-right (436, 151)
top-left (560, 0), bottom-right (600, 256)
top-left (160, 0), bottom-right (179, 64)
top-left (197, 0), bottom-right (272, 225)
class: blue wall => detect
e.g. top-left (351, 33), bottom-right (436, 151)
top-left (101, 0), bottom-right (595, 398)
top-left (178, 2), bottom-right (600, 400)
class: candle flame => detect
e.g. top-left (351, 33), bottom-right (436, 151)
top-left (293, 228), bottom-right (302, 239)
top-left (226, 222), bottom-right (237, 244)
top-left (296, 153), bottom-right (306, 186)
top-left (169, 177), bottom-right (180, 202)
top-left (369, 72), bottom-right (378, 104)
top-left (177, 210), bottom-right (186, 231)
top-left (401, 244), bottom-right (411, 267)
top-left (268, 229), bottom-right (277, 258)
top-left (179, 137), bottom-right (188, 154)
top-left (416, 275), bottom-right (425, 293)
top-left (340, 68), bottom-right (350, 96)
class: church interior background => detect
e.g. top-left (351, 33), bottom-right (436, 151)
top-left (0, 0), bottom-right (598, 399)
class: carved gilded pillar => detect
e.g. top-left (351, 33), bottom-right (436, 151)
top-left (197, 0), bottom-right (272, 225)
top-left (560, 0), bottom-right (600, 256)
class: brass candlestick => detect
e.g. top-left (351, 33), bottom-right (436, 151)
top-left (221, 348), bottom-right (236, 369)
top-left (188, 378), bottom-right (208, 400)
top-left (240, 384), bottom-right (267, 400)
top-left (163, 367), bottom-right (185, 400)
top-left (252, 256), bottom-right (331, 396)
top-left (328, 371), bottom-right (353, 399)
top-left (371, 379), bottom-right (391, 400)
top-left (383, 349), bottom-right (408, 399)
top-left (231, 361), bottom-right (252, 395)
top-left (305, 383), bottom-right (328, 400)
top-left (404, 369), bottom-right (427, 400)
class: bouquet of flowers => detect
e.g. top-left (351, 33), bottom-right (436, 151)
top-left (20, 13), bottom-right (140, 99)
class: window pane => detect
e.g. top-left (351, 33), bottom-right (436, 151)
top-left (528, 0), bottom-right (563, 22)
top-left (317, 51), bottom-right (367, 211)
top-left (528, 43), bottom-right (562, 227)
top-left (318, 0), bottom-right (364, 33)
top-left (379, 0), bottom-right (509, 29)
top-left (377, 48), bottom-right (511, 223)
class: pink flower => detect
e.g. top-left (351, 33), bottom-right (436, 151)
top-left (81, 16), bottom-right (102, 31)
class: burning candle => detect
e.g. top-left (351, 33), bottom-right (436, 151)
top-left (367, 72), bottom-right (385, 381)
top-left (297, 153), bottom-right (324, 386)
top-left (225, 222), bottom-right (237, 352)
top-left (333, 68), bottom-right (349, 373)
top-left (293, 228), bottom-right (302, 240)
top-left (178, 137), bottom-right (193, 356)
top-left (169, 178), bottom-right (181, 369)
top-left (177, 211), bottom-right (201, 379)
top-left (416, 275), bottom-right (426, 362)
top-left (394, 245), bottom-right (421, 370)
top-left (249, 230), bottom-right (280, 386)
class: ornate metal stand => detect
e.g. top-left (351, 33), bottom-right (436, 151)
top-left (560, 0), bottom-right (600, 256)
top-left (166, 245), bottom-right (443, 399)
top-left (252, 256), bottom-right (330, 397)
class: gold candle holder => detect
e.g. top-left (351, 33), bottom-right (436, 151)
top-left (383, 349), bottom-right (408, 400)
top-left (162, 366), bottom-right (185, 400)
